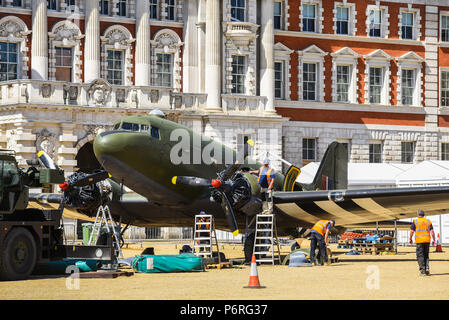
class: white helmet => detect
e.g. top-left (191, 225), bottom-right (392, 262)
top-left (263, 158), bottom-right (270, 165)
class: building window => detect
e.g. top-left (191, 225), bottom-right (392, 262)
top-left (401, 69), bottom-right (415, 105)
top-left (442, 15), bottom-right (449, 42)
top-left (55, 47), bottom-right (72, 82)
top-left (65, 0), bottom-right (75, 7)
top-left (274, 1), bottom-right (283, 30)
top-left (369, 143), bottom-right (382, 163)
top-left (401, 12), bottom-right (414, 40)
top-left (165, 0), bottom-right (175, 21)
top-left (302, 138), bottom-right (316, 162)
top-left (369, 67), bottom-right (383, 104)
top-left (368, 9), bottom-right (381, 37)
top-left (442, 143), bottom-right (449, 160)
top-left (442, 71), bottom-right (449, 107)
top-left (12, 0), bottom-right (22, 6)
top-left (303, 63), bottom-right (317, 101)
top-left (155, 53), bottom-right (172, 87)
top-left (116, 0), bottom-right (127, 17)
top-left (336, 6), bottom-right (349, 35)
top-left (274, 61), bottom-right (284, 99)
top-left (303, 4), bottom-right (316, 32)
top-left (48, 0), bottom-right (57, 10)
top-left (99, 0), bottom-right (109, 15)
top-left (401, 142), bottom-right (414, 163)
top-left (149, 0), bottom-right (158, 19)
top-left (231, 55), bottom-right (246, 94)
top-left (0, 42), bottom-right (18, 81)
top-left (336, 65), bottom-right (350, 102)
top-left (107, 50), bottom-right (124, 85)
top-left (231, 0), bottom-right (246, 22)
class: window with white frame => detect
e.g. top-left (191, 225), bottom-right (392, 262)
top-left (231, 55), bottom-right (246, 94)
top-left (274, 61), bottom-right (284, 99)
top-left (99, 0), bottom-right (109, 15)
top-left (401, 69), bottom-right (415, 106)
top-left (442, 14), bottom-right (449, 42)
top-left (442, 143), bottom-right (449, 160)
top-left (165, 0), bottom-right (176, 21)
top-left (149, 0), bottom-right (158, 19)
top-left (303, 63), bottom-right (317, 101)
top-left (336, 6), bottom-right (349, 35)
top-left (441, 70), bottom-right (449, 107)
top-left (336, 65), bottom-right (350, 102)
top-left (106, 50), bottom-right (124, 85)
top-left (0, 42), bottom-right (18, 81)
top-left (369, 67), bottom-right (383, 104)
top-left (303, 4), bottom-right (316, 32)
top-left (401, 12), bottom-right (414, 40)
top-left (396, 52), bottom-right (423, 107)
top-left (274, 1), bottom-right (283, 30)
top-left (364, 49), bottom-right (392, 105)
top-left (368, 8), bottom-right (381, 37)
top-left (369, 143), bottom-right (382, 163)
top-left (116, 0), bottom-right (127, 17)
top-left (55, 47), bottom-right (73, 82)
top-left (302, 138), bottom-right (317, 162)
top-left (401, 141), bottom-right (414, 163)
top-left (231, 0), bottom-right (246, 22)
top-left (48, 0), bottom-right (57, 10)
top-left (155, 53), bottom-right (172, 87)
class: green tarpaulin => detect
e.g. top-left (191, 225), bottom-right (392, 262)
top-left (132, 254), bottom-right (204, 273)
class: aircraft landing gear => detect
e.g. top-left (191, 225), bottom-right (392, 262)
top-left (244, 232), bottom-right (255, 264)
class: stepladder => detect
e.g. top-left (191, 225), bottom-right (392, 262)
top-left (193, 214), bottom-right (221, 264)
top-left (253, 214), bottom-right (281, 265)
top-left (88, 205), bottom-right (124, 260)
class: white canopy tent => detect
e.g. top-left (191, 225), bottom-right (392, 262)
top-left (296, 161), bottom-right (449, 244)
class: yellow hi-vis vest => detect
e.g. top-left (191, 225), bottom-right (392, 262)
top-left (312, 220), bottom-right (331, 237)
top-left (414, 217), bottom-right (431, 243)
top-left (258, 167), bottom-right (273, 185)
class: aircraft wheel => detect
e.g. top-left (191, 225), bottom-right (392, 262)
top-left (244, 232), bottom-right (255, 263)
top-left (0, 227), bottom-right (37, 281)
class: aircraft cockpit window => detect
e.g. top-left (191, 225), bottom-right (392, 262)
top-left (121, 122), bottom-right (140, 132)
top-left (113, 123), bottom-right (120, 130)
top-left (141, 124), bottom-right (149, 132)
top-left (151, 127), bottom-right (160, 139)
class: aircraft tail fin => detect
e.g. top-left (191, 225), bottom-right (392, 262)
top-left (300, 142), bottom-right (348, 191)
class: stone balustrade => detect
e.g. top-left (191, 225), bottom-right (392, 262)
top-left (0, 79), bottom-right (273, 116)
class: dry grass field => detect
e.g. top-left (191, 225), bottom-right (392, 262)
top-left (1, 241), bottom-right (448, 300)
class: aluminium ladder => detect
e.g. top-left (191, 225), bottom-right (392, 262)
top-left (88, 205), bottom-right (124, 259)
top-left (193, 214), bottom-right (221, 264)
top-left (253, 214), bottom-right (281, 265)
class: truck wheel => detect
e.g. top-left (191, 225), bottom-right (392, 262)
top-left (0, 227), bottom-right (37, 281)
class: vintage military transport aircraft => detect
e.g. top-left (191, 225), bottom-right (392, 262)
top-left (29, 111), bottom-right (449, 261)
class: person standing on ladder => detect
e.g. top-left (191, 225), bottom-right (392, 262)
top-left (249, 158), bottom-right (275, 213)
top-left (410, 210), bottom-right (435, 276)
top-left (310, 219), bottom-right (335, 266)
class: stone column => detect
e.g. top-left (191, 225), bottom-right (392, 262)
top-left (31, 0), bottom-right (48, 80)
top-left (84, 0), bottom-right (101, 82)
top-left (259, 0), bottom-right (275, 113)
top-left (205, 0), bottom-right (221, 111)
top-left (197, 0), bottom-right (206, 93)
top-left (183, 0), bottom-right (199, 92)
top-left (135, 0), bottom-right (151, 86)
top-left (424, 5), bottom-right (439, 160)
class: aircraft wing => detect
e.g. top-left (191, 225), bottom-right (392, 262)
top-left (273, 186), bottom-right (449, 227)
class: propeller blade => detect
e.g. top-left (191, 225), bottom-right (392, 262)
top-left (71, 171), bottom-right (110, 188)
top-left (37, 150), bottom-right (59, 170)
top-left (171, 176), bottom-right (211, 187)
top-left (218, 191), bottom-right (239, 236)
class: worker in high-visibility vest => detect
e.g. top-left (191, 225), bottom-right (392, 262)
top-left (250, 158), bottom-right (275, 212)
top-left (409, 210), bottom-right (435, 276)
top-left (310, 219), bottom-right (335, 266)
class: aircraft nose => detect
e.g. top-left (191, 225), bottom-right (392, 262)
top-left (93, 131), bottom-right (125, 161)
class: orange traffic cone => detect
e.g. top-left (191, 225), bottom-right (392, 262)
top-left (243, 254), bottom-right (266, 289)
top-left (435, 233), bottom-right (443, 252)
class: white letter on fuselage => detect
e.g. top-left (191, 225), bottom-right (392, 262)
top-left (170, 128), bottom-right (191, 164)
